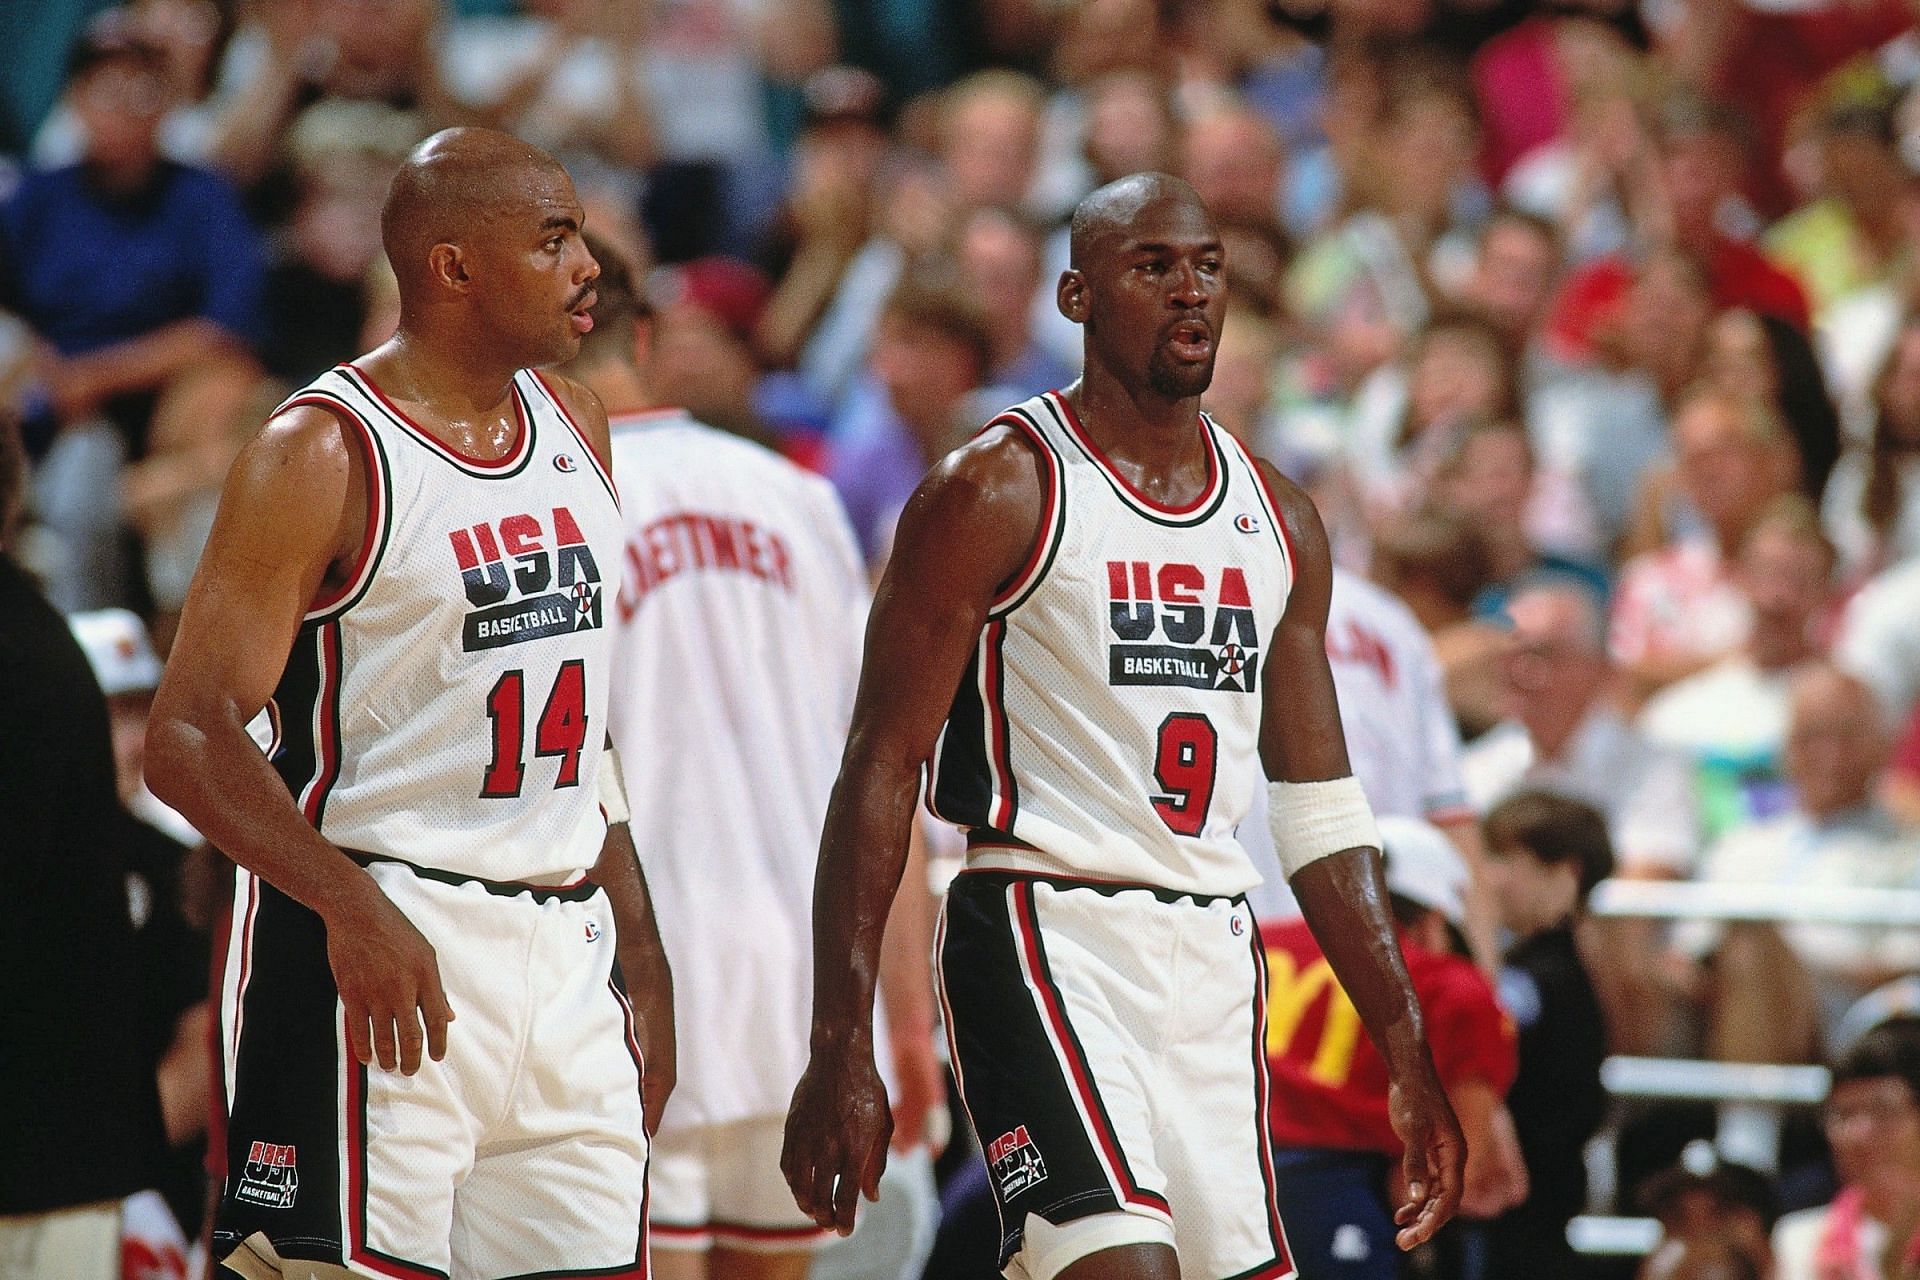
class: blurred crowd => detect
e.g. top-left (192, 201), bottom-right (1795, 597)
top-left (8, 0), bottom-right (1920, 1275)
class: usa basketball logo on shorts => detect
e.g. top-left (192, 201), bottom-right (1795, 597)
top-left (1106, 561), bottom-right (1260, 693)
top-left (235, 1141), bottom-right (299, 1209)
top-left (449, 507), bottom-right (604, 652)
top-left (986, 1125), bottom-right (1048, 1198)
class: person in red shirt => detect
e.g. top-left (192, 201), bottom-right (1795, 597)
top-left (1264, 816), bottom-right (1527, 1278)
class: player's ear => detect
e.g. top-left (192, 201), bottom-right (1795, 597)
top-left (1057, 269), bottom-right (1088, 325)
top-left (428, 241), bottom-right (472, 294)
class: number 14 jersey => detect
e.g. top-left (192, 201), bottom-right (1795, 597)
top-left (928, 391), bottom-right (1294, 898)
top-left (261, 364), bottom-right (623, 883)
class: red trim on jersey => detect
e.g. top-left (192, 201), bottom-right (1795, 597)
top-left (1245, 919), bottom-right (1296, 1276)
top-left (608, 980), bottom-right (653, 1280)
top-left (983, 620), bottom-right (1015, 832)
top-left (985, 414), bottom-right (1060, 611)
top-left (345, 363), bottom-right (532, 471)
top-left (531, 368), bottom-right (617, 488)
top-left (1009, 882), bottom-right (1170, 1217)
top-left (1046, 391), bottom-right (1219, 516)
top-left (708, 1221), bottom-right (833, 1245)
top-left (281, 394), bottom-right (385, 617)
top-left (301, 624), bottom-right (343, 824)
top-left (1226, 433), bottom-right (1298, 583)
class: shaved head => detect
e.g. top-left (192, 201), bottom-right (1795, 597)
top-left (1069, 172), bottom-right (1210, 269)
top-left (382, 127), bottom-right (573, 296)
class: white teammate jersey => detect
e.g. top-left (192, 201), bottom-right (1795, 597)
top-left (929, 391), bottom-right (1294, 898)
top-left (263, 364), bottom-right (622, 883)
top-left (1243, 569), bottom-right (1470, 919)
top-left (604, 409), bottom-right (870, 1131)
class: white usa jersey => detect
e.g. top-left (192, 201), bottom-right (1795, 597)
top-left (929, 390), bottom-right (1294, 897)
top-left (261, 364), bottom-right (623, 883)
top-left (603, 408), bottom-right (873, 1131)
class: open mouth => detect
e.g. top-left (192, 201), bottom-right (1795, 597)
top-left (569, 289), bottom-right (597, 334)
top-left (1164, 318), bottom-right (1212, 361)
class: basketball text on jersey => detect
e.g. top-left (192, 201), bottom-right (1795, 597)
top-left (449, 507), bottom-right (604, 651)
top-left (618, 509), bottom-right (795, 617)
top-left (1107, 560), bottom-right (1261, 692)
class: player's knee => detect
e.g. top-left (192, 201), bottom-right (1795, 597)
top-left (1016, 1214), bottom-right (1179, 1280)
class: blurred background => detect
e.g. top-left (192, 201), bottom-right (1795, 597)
top-left (5, 0), bottom-right (1920, 1276)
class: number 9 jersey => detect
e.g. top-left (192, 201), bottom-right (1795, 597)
top-left (260, 364), bottom-right (624, 884)
top-left (928, 391), bottom-right (1294, 899)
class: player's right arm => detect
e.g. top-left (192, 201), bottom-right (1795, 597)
top-left (782, 423), bottom-right (1042, 1235)
top-left (146, 404), bottom-right (453, 1077)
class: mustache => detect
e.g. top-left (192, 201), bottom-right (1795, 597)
top-left (566, 282), bottom-right (597, 311)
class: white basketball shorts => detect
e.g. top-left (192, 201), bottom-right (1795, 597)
top-left (936, 871), bottom-right (1295, 1280)
top-left (214, 859), bottom-right (652, 1279)
top-left (647, 1115), bottom-right (829, 1254)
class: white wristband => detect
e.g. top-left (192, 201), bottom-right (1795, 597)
top-left (1267, 776), bottom-right (1379, 878)
top-left (597, 745), bottom-right (630, 827)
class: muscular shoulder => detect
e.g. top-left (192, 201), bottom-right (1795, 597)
top-left (889, 421), bottom-right (1047, 598)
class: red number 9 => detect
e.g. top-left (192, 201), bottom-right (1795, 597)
top-left (1150, 712), bottom-right (1218, 837)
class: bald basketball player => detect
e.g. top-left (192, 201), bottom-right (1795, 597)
top-left (148, 128), bottom-right (673, 1279)
top-left (782, 174), bottom-right (1463, 1280)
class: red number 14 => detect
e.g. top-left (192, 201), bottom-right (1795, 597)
top-left (481, 660), bottom-right (588, 798)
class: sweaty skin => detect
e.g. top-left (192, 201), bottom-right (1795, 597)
top-left (781, 173), bottom-right (1463, 1251)
top-left (147, 129), bottom-right (675, 1126)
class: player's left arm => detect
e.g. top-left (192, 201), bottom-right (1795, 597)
top-left (1254, 459), bottom-right (1465, 1249)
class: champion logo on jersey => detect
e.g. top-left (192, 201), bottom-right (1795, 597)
top-left (583, 919), bottom-right (601, 942)
top-left (986, 1125), bottom-right (1048, 1198)
top-left (553, 452), bottom-right (578, 473)
top-left (1106, 561), bottom-right (1261, 693)
top-left (1234, 512), bottom-right (1263, 534)
top-left (235, 1141), bottom-right (299, 1209)
top-left (448, 507), bottom-right (604, 652)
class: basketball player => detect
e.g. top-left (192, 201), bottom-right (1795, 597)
top-left (563, 236), bottom-right (944, 1280)
top-left (782, 173), bottom-right (1464, 1280)
top-left (146, 128), bottom-right (671, 1279)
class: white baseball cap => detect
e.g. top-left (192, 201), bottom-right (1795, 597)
top-left (69, 608), bottom-right (163, 697)
top-left (1379, 815), bottom-right (1469, 928)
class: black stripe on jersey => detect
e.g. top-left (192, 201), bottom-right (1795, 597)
top-left (1038, 393), bottom-right (1231, 529)
top-left (338, 366), bottom-right (538, 481)
top-left (930, 643), bottom-right (993, 828)
top-left (213, 883), bottom-right (350, 1268)
top-left (271, 627), bottom-right (323, 810)
top-left (940, 874), bottom-right (1128, 1267)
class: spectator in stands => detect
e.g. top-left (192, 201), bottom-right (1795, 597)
top-left (1825, 313), bottom-right (1920, 576)
top-left (1481, 790), bottom-right (1615, 1279)
top-left (1432, 418), bottom-right (1609, 620)
top-left (1182, 99), bottom-right (1289, 248)
top-left (1773, 1017), bottom-right (1920, 1280)
top-left (1834, 556), bottom-right (1920, 745)
top-left (1638, 496), bottom-right (1836, 845)
top-left (952, 206), bottom-right (1075, 400)
top-left (1611, 387), bottom-right (1797, 705)
top-left (1345, 309), bottom-right (1522, 526)
top-left (1370, 508), bottom-right (1507, 735)
top-left (2, 17), bottom-right (265, 614)
top-left (827, 279), bottom-right (992, 564)
top-left (1464, 581), bottom-right (1701, 877)
top-left (754, 66), bottom-right (890, 373)
top-left (1635, 1142), bottom-right (1778, 1280)
top-left (1675, 664), bottom-right (1920, 1061)
top-left (1532, 248), bottom-right (1717, 559)
top-left (799, 121), bottom-right (983, 406)
top-left (1696, 306), bottom-right (1841, 503)
top-left (1263, 816), bottom-right (1526, 1279)
top-left (1457, 205), bottom-right (1564, 379)
top-left (1763, 104), bottom-right (1909, 322)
